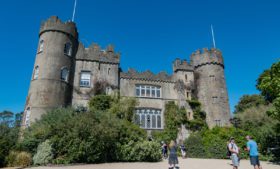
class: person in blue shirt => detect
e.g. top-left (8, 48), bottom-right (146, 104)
top-left (245, 135), bottom-right (262, 169)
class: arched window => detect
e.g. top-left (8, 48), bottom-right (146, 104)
top-left (157, 114), bottom-right (161, 128)
top-left (38, 39), bottom-right (44, 52)
top-left (25, 107), bottom-right (31, 127)
top-left (185, 74), bottom-right (188, 82)
top-left (33, 65), bottom-right (39, 80)
top-left (152, 115), bottom-right (156, 128)
top-left (146, 114), bottom-right (151, 128)
top-left (141, 114), bottom-right (145, 128)
top-left (108, 68), bottom-right (110, 75)
top-left (64, 42), bottom-right (72, 56)
top-left (135, 108), bottom-right (162, 129)
top-left (61, 67), bottom-right (69, 82)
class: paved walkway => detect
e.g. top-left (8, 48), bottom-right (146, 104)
top-left (31, 158), bottom-right (279, 169)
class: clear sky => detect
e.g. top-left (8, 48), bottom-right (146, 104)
top-left (0, 0), bottom-right (278, 113)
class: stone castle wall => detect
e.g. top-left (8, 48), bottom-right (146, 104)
top-left (191, 48), bottom-right (231, 127)
top-left (23, 16), bottom-right (231, 130)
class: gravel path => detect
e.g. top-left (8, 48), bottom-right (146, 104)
top-left (30, 158), bottom-right (279, 169)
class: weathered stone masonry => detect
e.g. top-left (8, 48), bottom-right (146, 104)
top-left (22, 16), bottom-right (231, 129)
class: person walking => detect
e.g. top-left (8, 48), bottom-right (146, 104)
top-left (228, 137), bottom-right (240, 169)
top-left (168, 140), bottom-right (179, 169)
top-left (180, 143), bottom-right (186, 159)
top-left (162, 141), bottom-right (168, 159)
top-left (245, 135), bottom-right (263, 169)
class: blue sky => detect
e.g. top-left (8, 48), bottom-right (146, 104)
top-left (0, 0), bottom-right (278, 113)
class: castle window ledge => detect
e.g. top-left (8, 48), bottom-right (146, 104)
top-left (79, 85), bottom-right (91, 88)
top-left (136, 96), bottom-right (162, 100)
top-left (140, 127), bottom-right (164, 130)
top-left (60, 80), bottom-right (69, 84)
top-left (64, 53), bottom-right (72, 57)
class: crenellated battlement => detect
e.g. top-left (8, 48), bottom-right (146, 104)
top-left (75, 42), bottom-right (120, 64)
top-left (190, 48), bottom-right (224, 68)
top-left (120, 68), bottom-right (173, 82)
top-left (39, 16), bottom-right (78, 38)
top-left (173, 58), bottom-right (193, 72)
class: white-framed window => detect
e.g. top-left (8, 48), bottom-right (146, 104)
top-left (25, 107), bottom-right (31, 127)
top-left (61, 67), bottom-right (69, 82)
top-left (135, 85), bottom-right (161, 98)
top-left (135, 108), bottom-right (162, 129)
top-left (33, 65), bottom-right (39, 80)
top-left (38, 39), bottom-right (44, 52)
top-left (80, 71), bottom-right (91, 87)
top-left (64, 42), bottom-right (72, 56)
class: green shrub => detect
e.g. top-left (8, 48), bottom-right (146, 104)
top-left (134, 140), bottom-right (162, 162)
top-left (52, 156), bottom-right (70, 164)
top-left (88, 95), bottom-right (112, 111)
top-left (117, 140), bottom-right (162, 162)
top-left (7, 151), bottom-right (32, 167)
top-left (184, 132), bottom-right (206, 158)
top-left (19, 108), bottom-right (77, 154)
top-left (33, 139), bottom-right (53, 165)
top-left (15, 151), bottom-right (32, 167)
top-left (0, 122), bottom-right (20, 167)
top-left (202, 127), bottom-right (249, 159)
top-left (184, 127), bottom-right (250, 159)
top-left (21, 101), bottom-right (147, 164)
top-left (6, 151), bottom-right (17, 166)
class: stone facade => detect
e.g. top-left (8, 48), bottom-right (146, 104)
top-left (22, 16), bottom-right (231, 130)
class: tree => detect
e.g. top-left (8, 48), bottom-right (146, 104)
top-left (257, 61), bottom-right (280, 120)
top-left (234, 94), bottom-right (266, 113)
top-left (257, 61), bottom-right (280, 103)
top-left (0, 111), bottom-right (14, 126)
top-left (0, 111), bottom-right (20, 167)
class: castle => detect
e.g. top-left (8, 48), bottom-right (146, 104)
top-left (22, 16), bottom-right (231, 130)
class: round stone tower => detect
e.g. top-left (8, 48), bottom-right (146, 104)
top-left (22, 16), bottom-right (79, 127)
top-left (191, 48), bottom-right (230, 128)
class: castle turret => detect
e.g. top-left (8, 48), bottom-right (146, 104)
top-left (172, 59), bottom-right (194, 121)
top-left (172, 58), bottom-right (194, 101)
top-left (22, 16), bottom-right (79, 127)
top-left (191, 48), bottom-right (230, 128)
